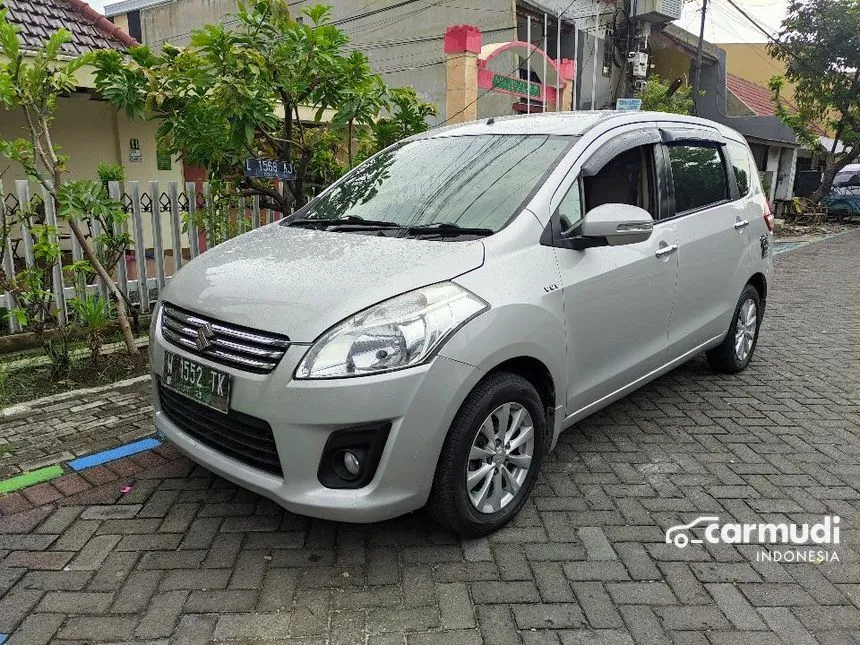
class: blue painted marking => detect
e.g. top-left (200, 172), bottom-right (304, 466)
top-left (68, 438), bottom-right (161, 471)
top-left (0, 633), bottom-right (8, 644)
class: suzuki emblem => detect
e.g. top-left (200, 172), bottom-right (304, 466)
top-left (195, 323), bottom-right (215, 351)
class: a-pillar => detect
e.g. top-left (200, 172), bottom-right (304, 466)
top-left (443, 25), bottom-right (481, 124)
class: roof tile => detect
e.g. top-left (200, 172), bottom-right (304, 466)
top-left (1, 0), bottom-right (136, 55)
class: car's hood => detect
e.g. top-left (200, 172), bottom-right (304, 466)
top-left (161, 223), bottom-right (485, 341)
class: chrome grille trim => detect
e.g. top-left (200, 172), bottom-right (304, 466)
top-left (160, 303), bottom-right (289, 373)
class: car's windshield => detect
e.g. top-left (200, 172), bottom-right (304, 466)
top-left (287, 134), bottom-right (573, 233)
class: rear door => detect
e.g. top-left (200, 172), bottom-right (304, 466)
top-left (659, 127), bottom-right (751, 358)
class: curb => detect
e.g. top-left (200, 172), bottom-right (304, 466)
top-left (1, 373), bottom-right (152, 418)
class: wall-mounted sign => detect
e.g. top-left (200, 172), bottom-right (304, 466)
top-left (491, 74), bottom-right (540, 98)
top-left (616, 98), bottom-right (642, 111)
top-left (244, 158), bottom-right (296, 180)
top-left (129, 137), bottom-right (142, 162)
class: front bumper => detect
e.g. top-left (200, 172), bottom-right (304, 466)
top-left (151, 323), bottom-right (482, 523)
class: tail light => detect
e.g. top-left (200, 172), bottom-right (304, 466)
top-left (763, 203), bottom-right (775, 232)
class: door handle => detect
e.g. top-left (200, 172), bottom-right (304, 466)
top-left (734, 219), bottom-right (750, 230)
top-left (655, 244), bottom-right (678, 258)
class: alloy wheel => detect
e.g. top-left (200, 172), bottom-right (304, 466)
top-left (734, 298), bottom-right (757, 362)
top-left (465, 402), bottom-right (535, 514)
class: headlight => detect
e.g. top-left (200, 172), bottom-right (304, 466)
top-left (295, 282), bottom-right (488, 379)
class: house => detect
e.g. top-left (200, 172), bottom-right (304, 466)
top-left (649, 24), bottom-right (798, 208)
top-left (105, 0), bottom-right (626, 121)
top-left (720, 42), bottom-right (840, 185)
top-left (0, 0), bottom-right (184, 249)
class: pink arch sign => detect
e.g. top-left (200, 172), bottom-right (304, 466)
top-left (444, 25), bottom-right (575, 105)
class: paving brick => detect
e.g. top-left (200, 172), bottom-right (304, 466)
top-left (135, 590), bottom-right (189, 639)
top-left (185, 589), bottom-right (258, 612)
top-left (571, 582), bottom-right (623, 628)
top-left (706, 583), bottom-right (767, 630)
top-left (112, 570), bottom-right (165, 614)
top-left (470, 580), bottom-right (539, 604)
top-left (67, 534), bottom-right (120, 570)
top-left (606, 582), bottom-right (677, 605)
top-left (512, 602), bottom-right (587, 629)
top-left (57, 615), bottom-right (137, 641)
top-left (367, 605), bottom-right (439, 633)
top-left (0, 588), bottom-right (44, 632)
top-left (172, 613), bottom-right (217, 645)
top-left (5, 611), bottom-right (65, 645)
top-left (436, 582), bottom-right (475, 629)
top-left (577, 527), bottom-right (618, 561)
top-left (290, 588), bottom-right (331, 636)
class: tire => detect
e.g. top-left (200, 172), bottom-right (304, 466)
top-left (706, 284), bottom-right (762, 374)
top-left (427, 372), bottom-right (546, 537)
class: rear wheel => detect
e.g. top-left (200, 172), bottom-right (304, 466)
top-left (706, 284), bottom-right (761, 373)
top-left (427, 372), bottom-right (546, 537)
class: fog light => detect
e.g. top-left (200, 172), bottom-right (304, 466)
top-left (343, 451), bottom-right (361, 477)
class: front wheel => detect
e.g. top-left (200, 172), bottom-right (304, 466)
top-left (706, 284), bottom-right (762, 373)
top-left (427, 372), bottom-right (546, 537)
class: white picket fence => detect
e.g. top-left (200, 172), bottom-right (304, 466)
top-left (0, 179), bottom-right (282, 334)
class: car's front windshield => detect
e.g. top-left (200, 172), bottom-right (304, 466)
top-left (287, 134), bottom-right (573, 234)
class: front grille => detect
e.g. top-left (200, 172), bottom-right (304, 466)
top-left (158, 382), bottom-right (283, 476)
top-left (160, 303), bottom-right (289, 373)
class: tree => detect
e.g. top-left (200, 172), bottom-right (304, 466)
top-left (356, 88), bottom-right (439, 162)
top-left (767, 0), bottom-right (860, 203)
top-left (0, 11), bottom-right (138, 356)
top-left (636, 75), bottom-right (694, 115)
top-left (94, 1), bottom-right (388, 212)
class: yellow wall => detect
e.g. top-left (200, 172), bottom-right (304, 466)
top-left (718, 43), bottom-right (795, 102)
top-left (649, 39), bottom-right (692, 85)
top-left (0, 94), bottom-right (186, 252)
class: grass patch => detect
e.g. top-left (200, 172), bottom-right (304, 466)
top-left (0, 331), bottom-right (150, 408)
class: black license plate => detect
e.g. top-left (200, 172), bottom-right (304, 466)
top-left (163, 351), bottom-right (231, 413)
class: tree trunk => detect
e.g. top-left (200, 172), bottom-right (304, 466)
top-left (809, 147), bottom-right (860, 204)
top-left (66, 218), bottom-right (139, 356)
top-left (348, 120), bottom-right (354, 170)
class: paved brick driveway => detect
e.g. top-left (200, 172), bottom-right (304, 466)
top-left (1, 231), bottom-right (859, 644)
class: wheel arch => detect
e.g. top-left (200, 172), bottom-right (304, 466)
top-left (747, 272), bottom-right (767, 311)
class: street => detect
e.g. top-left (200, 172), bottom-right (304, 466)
top-left (1, 231), bottom-right (859, 644)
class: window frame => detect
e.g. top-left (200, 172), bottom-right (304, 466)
top-left (541, 142), bottom-right (663, 249)
top-left (659, 141), bottom-right (737, 221)
top-left (725, 138), bottom-right (754, 200)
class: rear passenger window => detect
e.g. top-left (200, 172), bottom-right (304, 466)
top-left (726, 140), bottom-right (752, 196)
top-left (667, 144), bottom-right (728, 213)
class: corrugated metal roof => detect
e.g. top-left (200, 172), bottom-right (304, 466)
top-left (3, 0), bottom-right (136, 55)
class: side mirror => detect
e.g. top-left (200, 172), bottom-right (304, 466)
top-left (567, 203), bottom-right (654, 248)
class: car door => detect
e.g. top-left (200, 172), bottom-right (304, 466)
top-left (546, 125), bottom-right (678, 417)
top-left (658, 127), bottom-right (751, 358)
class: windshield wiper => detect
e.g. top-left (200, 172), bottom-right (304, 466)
top-left (286, 215), bottom-right (404, 230)
top-left (406, 222), bottom-right (494, 237)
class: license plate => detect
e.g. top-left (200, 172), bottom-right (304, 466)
top-left (163, 351), bottom-right (231, 413)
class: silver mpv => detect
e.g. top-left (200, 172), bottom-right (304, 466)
top-left (151, 111), bottom-right (773, 536)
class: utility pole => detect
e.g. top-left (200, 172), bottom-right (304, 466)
top-left (692, 0), bottom-right (707, 115)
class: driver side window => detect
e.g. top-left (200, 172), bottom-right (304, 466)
top-left (583, 145), bottom-right (657, 217)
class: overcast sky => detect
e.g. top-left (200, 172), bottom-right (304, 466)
top-left (88, 0), bottom-right (789, 44)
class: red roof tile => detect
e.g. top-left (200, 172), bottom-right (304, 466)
top-left (727, 73), bottom-right (776, 116)
top-left (3, 0), bottom-right (137, 56)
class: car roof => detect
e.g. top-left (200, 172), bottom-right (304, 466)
top-left (419, 110), bottom-right (743, 141)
